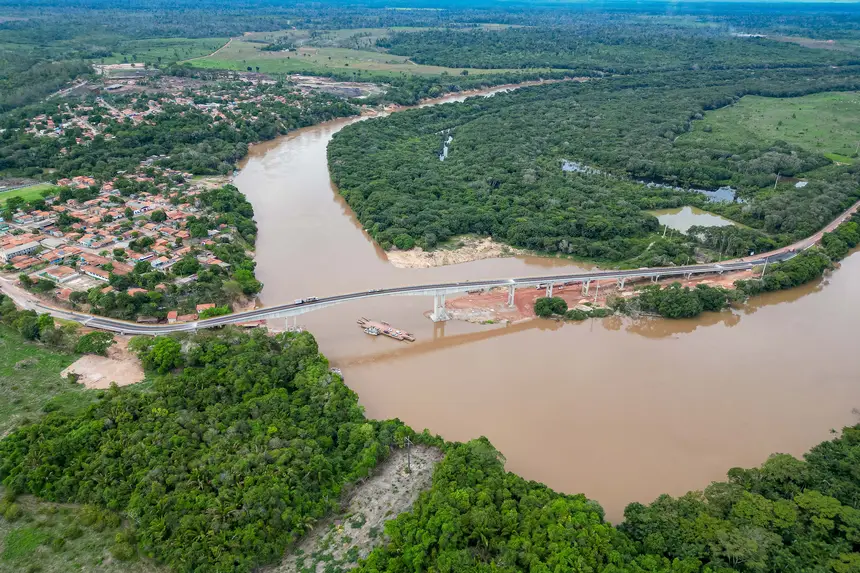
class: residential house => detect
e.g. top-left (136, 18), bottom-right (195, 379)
top-left (81, 265), bottom-right (110, 281)
top-left (0, 240), bottom-right (40, 262)
top-left (41, 265), bottom-right (78, 283)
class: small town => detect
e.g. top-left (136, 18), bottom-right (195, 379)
top-left (0, 164), bottom-right (246, 323)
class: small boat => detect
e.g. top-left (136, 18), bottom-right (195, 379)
top-left (357, 317), bottom-right (414, 342)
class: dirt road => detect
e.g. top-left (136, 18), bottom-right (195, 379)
top-left (183, 38), bottom-right (233, 63)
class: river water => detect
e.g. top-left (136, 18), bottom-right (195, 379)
top-left (235, 88), bottom-right (860, 522)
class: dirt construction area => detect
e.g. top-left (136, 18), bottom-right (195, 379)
top-left (275, 445), bottom-right (443, 573)
top-left (444, 268), bottom-right (759, 323)
top-left (61, 335), bottom-right (145, 389)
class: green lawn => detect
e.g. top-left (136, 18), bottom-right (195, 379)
top-left (0, 326), bottom-right (97, 437)
top-left (94, 37), bottom-right (229, 65)
top-left (190, 34), bottom-right (544, 78)
top-left (0, 183), bottom-right (56, 206)
top-left (0, 488), bottom-right (161, 573)
top-left (679, 91), bottom-right (860, 163)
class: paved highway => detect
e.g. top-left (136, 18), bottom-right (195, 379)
top-left (33, 255), bottom-right (791, 335)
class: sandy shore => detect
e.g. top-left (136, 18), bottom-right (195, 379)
top-left (387, 236), bottom-right (526, 269)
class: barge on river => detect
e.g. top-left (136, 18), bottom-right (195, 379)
top-left (357, 317), bottom-right (415, 342)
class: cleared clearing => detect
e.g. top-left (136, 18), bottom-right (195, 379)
top-left (275, 445), bottom-right (443, 573)
top-left (0, 183), bottom-right (55, 205)
top-left (96, 37), bottom-right (230, 64)
top-left (679, 91), bottom-right (860, 163)
top-left (0, 325), bottom-right (95, 438)
top-left (0, 488), bottom-right (161, 573)
top-left (189, 27), bottom-right (543, 77)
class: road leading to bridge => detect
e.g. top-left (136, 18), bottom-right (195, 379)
top-left (5, 195), bottom-right (857, 337)
top-left (50, 258), bottom-right (777, 335)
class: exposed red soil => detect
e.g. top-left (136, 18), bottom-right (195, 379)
top-left (446, 268), bottom-right (758, 323)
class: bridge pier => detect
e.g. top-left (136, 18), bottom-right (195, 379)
top-left (431, 292), bottom-right (450, 322)
top-left (545, 283), bottom-right (553, 297)
top-left (616, 277), bottom-right (626, 289)
top-left (507, 285), bottom-right (516, 307)
top-left (582, 280), bottom-right (590, 295)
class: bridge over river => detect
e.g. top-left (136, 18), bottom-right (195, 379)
top-left (34, 256), bottom-right (792, 336)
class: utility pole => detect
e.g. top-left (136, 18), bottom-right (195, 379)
top-left (404, 436), bottom-right (413, 473)
top-left (760, 257), bottom-right (769, 280)
top-left (773, 172), bottom-right (781, 190)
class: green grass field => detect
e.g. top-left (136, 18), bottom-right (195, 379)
top-left (96, 37), bottom-right (229, 65)
top-left (0, 183), bottom-right (56, 206)
top-left (0, 488), bottom-right (161, 573)
top-left (679, 91), bottom-right (860, 163)
top-left (189, 29), bottom-right (541, 78)
top-left (0, 326), bottom-right (98, 437)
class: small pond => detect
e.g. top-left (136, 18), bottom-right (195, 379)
top-left (647, 206), bottom-right (739, 233)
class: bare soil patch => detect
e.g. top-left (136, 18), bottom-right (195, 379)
top-left (275, 445), bottom-right (443, 573)
top-left (387, 236), bottom-right (526, 269)
top-left (61, 336), bottom-right (144, 389)
top-left (445, 268), bottom-right (758, 323)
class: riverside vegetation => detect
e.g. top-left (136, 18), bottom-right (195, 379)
top-left (534, 211), bottom-right (859, 321)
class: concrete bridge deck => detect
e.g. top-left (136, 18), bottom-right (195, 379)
top-left (42, 256), bottom-right (788, 335)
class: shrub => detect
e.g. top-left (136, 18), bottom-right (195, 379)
top-left (110, 542), bottom-right (136, 561)
top-left (565, 309), bottom-right (589, 321)
top-left (4, 503), bottom-right (23, 522)
top-left (534, 296), bottom-right (568, 317)
top-left (74, 332), bottom-right (115, 356)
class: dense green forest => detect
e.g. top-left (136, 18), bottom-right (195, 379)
top-left (379, 26), bottom-right (858, 73)
top-left (0, 328), bottom-right (425, 572)
top-left (329, 66), bottom-right (860, 262)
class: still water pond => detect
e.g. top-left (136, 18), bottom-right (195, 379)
top-left (649, 206), bottom-right (738, 233)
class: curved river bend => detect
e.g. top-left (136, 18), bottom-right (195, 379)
top-left (235, 88), bottom-right (860, 522)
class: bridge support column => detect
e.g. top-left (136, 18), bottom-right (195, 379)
top-left (507, 285), bottom-right (516, 307)
top-left (617, 277), bottom-right (626, 289)
top-left (545, 283), bottom-right (553, 298)
top-left (431, 292), bottom-right (450, 322)
top-left (582, 280), bottom-right (590, 295)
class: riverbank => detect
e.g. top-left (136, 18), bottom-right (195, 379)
top-left (386, 236), bottom-right (526, 268)
top-left (274, 445), bottom-right (443, 572)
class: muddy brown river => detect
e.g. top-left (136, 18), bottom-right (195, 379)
top-left (236, 88), bottom-right (860, 522)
